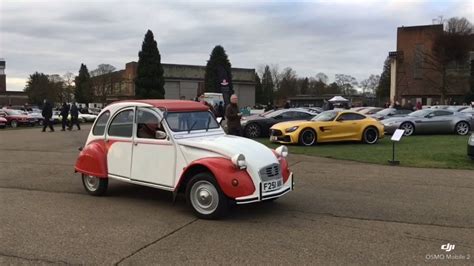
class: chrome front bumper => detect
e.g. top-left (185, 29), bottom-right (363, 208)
top-left (234, 173), bottom-right (294, 204)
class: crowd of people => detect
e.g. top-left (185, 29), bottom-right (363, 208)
top-left (40, 99), bottom-right (81, 132)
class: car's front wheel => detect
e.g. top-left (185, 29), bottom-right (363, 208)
top-left (186, 172), bottom-right (228, 219)
top-left (399, 122), bottom-right (414, 136)
top-left (455, 121), bottom-right (470, 136)
top-left (362, 127), bottom-right (379, 144)
top-left (10, 120), bottom-right (18, 128)
top-left (244, 123), bottom-right (261, 138)
top-left (299, 128), bottom-right (316, 146)
top-left (82, 174), bottom-right (108, 196)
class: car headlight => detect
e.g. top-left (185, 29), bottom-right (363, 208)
top-left (275, 145), bottom-right (289, 158)
top-left (285, 126), bottom-right (299, 133)
top-left (231, 154), bottom-right (247, 169)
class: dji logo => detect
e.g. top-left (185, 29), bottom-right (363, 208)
top-left (441, 243), bottom-right (455, 252)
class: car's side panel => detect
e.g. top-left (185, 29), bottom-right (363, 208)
top-left (75, 140), bottom-right (108, 178)
top-left (177, 157), bottom-right (256, 199)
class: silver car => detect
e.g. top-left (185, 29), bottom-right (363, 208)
top-left (382, 109), bottom-right (473, 136)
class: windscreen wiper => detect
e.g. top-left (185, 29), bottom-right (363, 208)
top-left (187, 120), bottom-right (197, 133)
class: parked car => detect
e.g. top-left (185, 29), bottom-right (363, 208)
top-left (0, 109), bottom-right (36, 127)
top-left (447, 106), bottom-right (469, 112)
top-left (241, 108), bottom-right (319, 138)
top-left (468, 133), bottom-right (474, 160)
top-left (371, 108), bottom-right (413, 120)
top-left (382, 109), bottom-right (473, 136)
top-left (269, 110), bottom-right (385, 146)
top-left (79, 112), bottom-right (97, 122)
top-left (75, 100), bottom-right (294, 219)
top-left (358, 107), bottom-right (384, 115)
top-left (25, 111), bottom-right (44, 126)
top-left (0, 117), bottom-right (7, 128)
top-left (461, 107), bottom-right (474, 116)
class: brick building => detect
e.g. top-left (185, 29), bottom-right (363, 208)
top-left (388, 24), bottom-right (473, 106)
top-left (91, 62), bottom-right (257, 107)
top-left (0, 59), bottom-right (29, 107)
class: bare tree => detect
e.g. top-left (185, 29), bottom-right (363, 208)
top-left (90, 64), bottom-right (116, 103)
top-left (315, 72), bottom-right (328, 84)
top-left (446, 17), bottom-right (473, 35)
top-left (360, 74), bottom-right (380, 95)
top-left (335, 74), bottom-right (358, 95)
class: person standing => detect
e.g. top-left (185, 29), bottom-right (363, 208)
top-left (68, 102), bottom-right (81, 130)
top-left (41, 99), bottom-right (54, 132)
top-left (225, 94), bottom-right (242, 136)
top-left (60, 102), bottom-right (70, 131)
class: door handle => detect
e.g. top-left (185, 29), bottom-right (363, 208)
top-left (133, 141), bottom-right (138, 146)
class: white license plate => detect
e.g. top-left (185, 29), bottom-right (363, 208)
top-left (270, 136), bottom-right (277, 141)
top-left (262, 179), bottom-right (283, 192)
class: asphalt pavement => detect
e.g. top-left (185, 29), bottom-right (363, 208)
top-left (0, 125), bottom-right (473, 265)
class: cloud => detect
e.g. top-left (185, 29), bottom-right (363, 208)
top-left (1, 0), bottom-right (471, 91)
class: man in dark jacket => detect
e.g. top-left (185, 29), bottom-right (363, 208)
top-left (225, 94), bottom-right (242, 136)
top-left (41, 99), bottom-right (54, 132)
top-left (60, 102), bottom-right (70, 131)
top-left (68, 102), bottom-right (81, 130)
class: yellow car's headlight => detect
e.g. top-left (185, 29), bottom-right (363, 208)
top-left (285, 126), bottom-right (299, 133)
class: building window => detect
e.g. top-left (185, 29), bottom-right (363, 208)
top-left (414, 44), bottom-right (424, 79)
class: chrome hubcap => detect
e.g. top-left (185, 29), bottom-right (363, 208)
top-left (457, 123), bottom-right (469, 135)
top-left (401, 123), bottom-right (413, 135)
top-left (83, 175), bottom-right (99, 191)
top-left (191, 181), bottom-right (219, 215)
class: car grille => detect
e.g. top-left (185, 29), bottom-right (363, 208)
top-left (271, 129), bottom-right (283, 136)
top-left (259, 163), bottom-right (282, 181)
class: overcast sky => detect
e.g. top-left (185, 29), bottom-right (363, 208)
top-left (1, 0), bottom-right (472, 91)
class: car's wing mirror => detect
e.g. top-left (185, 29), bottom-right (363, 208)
top-left (336, 117), bottom-right (344, 122)
top-left (216, 117), bottom-right (223, 124)
top-left (155, 130), bottom-right (167, 140)
top-left (387, 113), bottom-right (393, 116)
top-left (425, 114), bottom-right (434, 118)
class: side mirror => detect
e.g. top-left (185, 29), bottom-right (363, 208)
top-left (336, 117), bottom-right (343, 122)
top-left (216, 117), bottom-right (223, 124)
top-left (155, 130), bottom-right (167, 140)
top-left (387, 113), bottom-right (393, 116)
top-left (425, 113), bottom-right (434, 118)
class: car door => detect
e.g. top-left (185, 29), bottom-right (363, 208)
top-left (330, 113), bottom-right (360, 140)
top-left (130, 107), bottom-right (176, 188)
top-left (106, 108), bottom-right (135, 178)
top-left (431, 110), bottom-right (454, 133)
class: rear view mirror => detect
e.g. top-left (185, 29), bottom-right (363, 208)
top-left (155, 130), bottom-right (167, 140)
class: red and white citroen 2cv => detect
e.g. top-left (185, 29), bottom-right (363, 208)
top-left (75, 100), bottom-right (294, 219)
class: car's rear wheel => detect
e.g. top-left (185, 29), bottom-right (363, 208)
top-left (81, 174), bottom-right (108, 196)
top-left (363, 127), bottom-right (379, 144)
top-left (455, 121), bottom-right (470, 136)
top-left (10, 120), bottom-right (18, 128)
top-left (186, 172), bottom-right (228, 219)
top-left (299, 128), bottom-right (316, 146)
top-left (245, 123), bottom-right (261, 138)
top-left (399, 122), bottom-right (414, 136)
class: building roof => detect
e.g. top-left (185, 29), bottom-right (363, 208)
top-left (126, 99), bottom-right (209, 112)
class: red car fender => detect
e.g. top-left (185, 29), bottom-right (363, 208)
top-left (75, 140), bottom-right (108, 178)
top-left (178, 157), bottom-right (255, 199)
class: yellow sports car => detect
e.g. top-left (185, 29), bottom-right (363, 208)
top-left (269, 110), bottom-right (385, 146)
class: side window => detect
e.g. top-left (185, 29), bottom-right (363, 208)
top-left (296, 112), bottom-right (313, 119)
top-left (339, 113), bottom-right (365, 121)
top-left (136, 108), bottom-right (162, 139)
top-left (92, 111), bottom-right (110, 136)
top-left (108, 109), bottom-right (134, 138)
top-left (280, 111), bottom-right (296, 119)
top-left (434, 111), bottom-right (452, 117)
